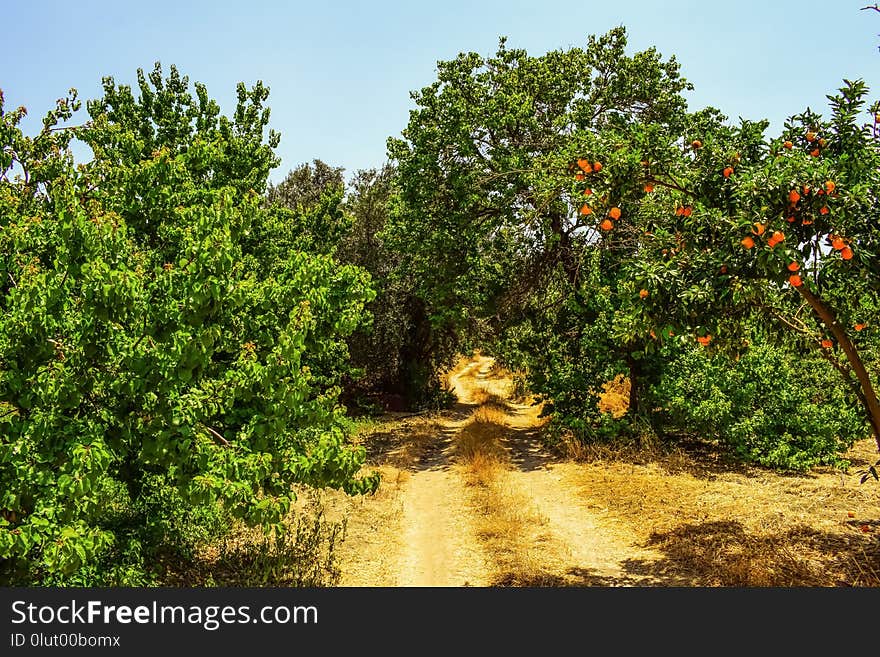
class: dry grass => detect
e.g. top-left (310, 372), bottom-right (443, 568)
top-left (452, 398), bottom-right (556, 584)
top-left (163, 491), bottom-right (346, 587)
top-left (456, 406), bottom-right (509, 478)
top-left (596, 374), bottom-right (630, 419)
top-left (566, 438), bottom-right (880, 586)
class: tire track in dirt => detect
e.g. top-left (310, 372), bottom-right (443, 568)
top-left (396, 457), bottom-right (492, 586)
top-left (500, 429), bottom-right (659, 585)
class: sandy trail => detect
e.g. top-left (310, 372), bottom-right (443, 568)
top-left (396, 465), bottom-right (492, 586)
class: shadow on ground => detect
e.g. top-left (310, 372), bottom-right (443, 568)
top-left (491, 518), bottom-right (880, 587)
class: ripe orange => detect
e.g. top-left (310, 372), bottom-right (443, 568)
top-left (786, 216), bottom-right (796, 223)
top-left (609, 207), bottom-right (621, 220)
top-left (593, 161), bottom-right (603, 172)
top-left (584, 187), bottom-right (593, 195)
top-left (771, 230), bottom-right (785, 244)
top-left (803, 185), bottom-right (811, 195)
top-left (575, 173), bottom-right (585, 181)
top-left (752, 222), bottom-right (766, 236)
top-left (789, 274), bottom-right (803, 287)
top-left (682, 206), bottom-right (693, 217)
top-left (787, 262), bottom-right (800, 272)
top-left (847, 511), bottom-right (855, 518)
top-left (783, 140), bottom-right (793, 149)
top-left (825, 180), bottom-right (836, 193)
top-left (811, 148), bottom-right (820, 157)
top-left (831, 236), bottom-right (845, 250)
top-left (802, 218), bottom-right (813, 226)
top-left (692, 139), bottom-right (703, 149)
top-left (789, 190), bottom-right (801, 204)
top-left (841, 246), bottom-right (854, 260)
top-left (696, 335), bottom-right (712, 346)
top-left (723, 166), bottom-right (734, 178)
top-left (806, 131), bottom-right (817, 142)
top-left (579, 204), bottom-right (592, 215)
top-left (577, 158), bottom-right (592, 172)
top-left (639, 289), bottom-right (649, 299)
top-left (644, 183), bottom-right (654, 193)
top-left (600, 219), bottom-right (614, 231)
top-left (675, 206), bottom-right (684, 216)
top-left (820, 206), bottom-right (829, 215)
top-left (741, 236), bottom-right (755, 249)
top-left (821, 339), bottom-right (833, 349)
top-left (855, 323), bottom-right (867, 331)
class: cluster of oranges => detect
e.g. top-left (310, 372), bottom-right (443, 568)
top-left (574, 158), bottom-right (602, 181)
top-left (786, 182), bottom-right (834, 225)
top-left (674, 205), bottom-right (693, 217)
top-left (829, 234), bottom-right (854, 260)
top-left (740, 221), bottom-right (785, 250)
top-left (740, 179), bottom-right (853, 290)
top-left (573, 158), bottom-right (614, 228)
top-left (786, 261), bottom-right (802, 288)
top-left (782, 131), bottom-right (827, 157)
top-left (600, 206), bottom-right (622, 231)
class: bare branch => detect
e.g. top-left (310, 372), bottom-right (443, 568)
top-left (201, 425), bottom-right (230, 447)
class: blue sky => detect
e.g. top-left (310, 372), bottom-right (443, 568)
top-left (3, 1), bottom-right (879, 183)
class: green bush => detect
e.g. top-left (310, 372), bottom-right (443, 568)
top-left (653, 342), bottom-right (866, 470)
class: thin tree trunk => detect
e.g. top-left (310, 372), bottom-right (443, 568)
top-left (796, 284), bottom-right (880, 452)
top-left (626, 353), bottom-right (641, 416)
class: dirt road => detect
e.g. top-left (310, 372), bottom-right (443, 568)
top-left (331, 355), bottom-right (660, 586)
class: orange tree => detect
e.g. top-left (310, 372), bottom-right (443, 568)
top-left (383, 28), bottom-right (864, 463)
top-left (611, 80), bottom-right (880, 455)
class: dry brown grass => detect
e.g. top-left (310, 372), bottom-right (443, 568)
top-left (455, 406), bottom-right (509, 477)
top-left (566, 438), bottom-right (880, 586)
top-left (596, 374), bottom-right (630, 419)
top-left (452, 400), bottom-right (557, 584)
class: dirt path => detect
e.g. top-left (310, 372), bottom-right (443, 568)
top-left (332, 355), bottom-right (660, 586)
top-left (396, 463), bottom-right (492, 586)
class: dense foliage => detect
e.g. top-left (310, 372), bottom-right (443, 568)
top-left (0, 66), bottom-right (376, 585)
top-left (384, 28), bottom-right (880, 467)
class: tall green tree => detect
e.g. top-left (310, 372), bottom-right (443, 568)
top-left (384, 27), bottom-right (692, 407)
top-left (0, 66), bottom-right (376, 585)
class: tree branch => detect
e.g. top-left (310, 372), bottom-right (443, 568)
top-left (201, 425), bottom-right (230, 447)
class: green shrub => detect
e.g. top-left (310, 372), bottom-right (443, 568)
top-left (653, 342), bottom-right (866, 470)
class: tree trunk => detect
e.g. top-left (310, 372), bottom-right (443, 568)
top-left (796, 284), bottom-right (880, 452)
top-left (626, 353), bottom-right (641, 416)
